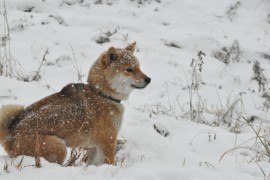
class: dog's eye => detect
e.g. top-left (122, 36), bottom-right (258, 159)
top-left (125, 68), bottom-right (133, 72)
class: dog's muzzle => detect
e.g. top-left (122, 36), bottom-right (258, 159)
top-left (131, 76), bottom-right (151, 89)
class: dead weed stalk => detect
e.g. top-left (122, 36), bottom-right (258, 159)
top-left (0, 0), bottom-right (24, 79)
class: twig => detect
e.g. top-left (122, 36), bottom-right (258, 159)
top-left (199, 161), bottom-right (214, 167)
top-left (215, 86), bottom-right (223, 109)
top-left (0, 95), bottom-right (17, 99)
top-left (32, 48), bottom-right (49, 81)
top-left (69, 44), bottom-right (83, 82)
top-left (189, 130), bottom-right (216, 145)
top-left (3, 0), bottom-right (10, 58)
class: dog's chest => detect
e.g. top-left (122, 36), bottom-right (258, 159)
top-left (103, 103), bottom-right (124, 134)
top-left (109, 105), bottom-right (124, 133)
top-left (84, 94), bottom-right (124, 133)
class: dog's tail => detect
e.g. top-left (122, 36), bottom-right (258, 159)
top-left (0, 105), bottom-right (24, 144)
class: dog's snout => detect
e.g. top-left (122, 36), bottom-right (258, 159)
top-left (144, 77), bottom-right (151, 84)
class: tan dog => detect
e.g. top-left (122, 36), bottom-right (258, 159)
top-left (0, 42), bottom-right (150, 165)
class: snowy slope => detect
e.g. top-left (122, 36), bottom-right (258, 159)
top-left (1, 0), bottom-right (270, 179)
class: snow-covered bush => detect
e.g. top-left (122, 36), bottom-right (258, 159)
top-left (226, 1), bottom-right (241, 21)
top-left (130, 0), bottom-right (161, 5)
top-left (253, 61), bottom-right (267, 92)
top-left (213, 40), bottom-right (241, 64)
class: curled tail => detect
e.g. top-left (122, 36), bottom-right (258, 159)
top-left (0, 105), bottom-right (24, 144)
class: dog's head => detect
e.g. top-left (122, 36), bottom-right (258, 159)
top-left (104, 42), bottom-right (151, 98)
top-left (88, 42), bottom-right (151, 100)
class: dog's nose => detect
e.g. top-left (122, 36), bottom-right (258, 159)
top-left (144, 77), bottom-right (151, 84)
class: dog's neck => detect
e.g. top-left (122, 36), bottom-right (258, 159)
top-left (88, 83), bottom-right (121, 103)
top-left (87, 58), bottom-right (130, 101)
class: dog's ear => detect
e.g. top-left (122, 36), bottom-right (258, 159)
top-left (107, 47), bottom-right (118, 64)
top-left (125, 42), bottom-right (136, 53)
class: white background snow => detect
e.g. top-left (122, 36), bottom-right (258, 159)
top-left (0, 0), bottom-right (270, 179)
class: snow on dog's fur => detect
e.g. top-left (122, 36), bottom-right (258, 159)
top-left (0, 42), bottom-right (151, 165)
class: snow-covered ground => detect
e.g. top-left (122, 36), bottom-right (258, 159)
top-left (1, 0), bottom-right (270, 179)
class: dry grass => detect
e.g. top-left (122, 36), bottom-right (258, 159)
top-left (219, 117), bottom-right (270, 178)
top-left (0, 0), bottom-right (24, 80)
top-left (188, 51), bottom-right (206, 123)
top-left (64, 147), bottom-right (90, 167)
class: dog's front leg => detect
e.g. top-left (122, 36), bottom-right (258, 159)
top-left (100, 140), bottom-right (116, 165)
top-left (98, 127), bottom-right (117, 165)
top-left (92, 125), bottom-right (117, 165)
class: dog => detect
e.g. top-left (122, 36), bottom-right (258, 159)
top-left (0, 42), bottom-right (151, 165)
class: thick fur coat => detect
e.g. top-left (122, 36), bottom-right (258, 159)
top-left (0, 42), bottom-right (150, 165)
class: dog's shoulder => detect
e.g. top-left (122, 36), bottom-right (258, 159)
top-left (60, 83), bottom-right (88, 97)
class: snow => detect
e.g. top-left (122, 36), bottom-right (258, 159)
top-left (1, 0), bottom-right (270, 179)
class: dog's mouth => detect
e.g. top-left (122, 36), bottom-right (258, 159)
top-left (131, 84), bottom-right (147, 89)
